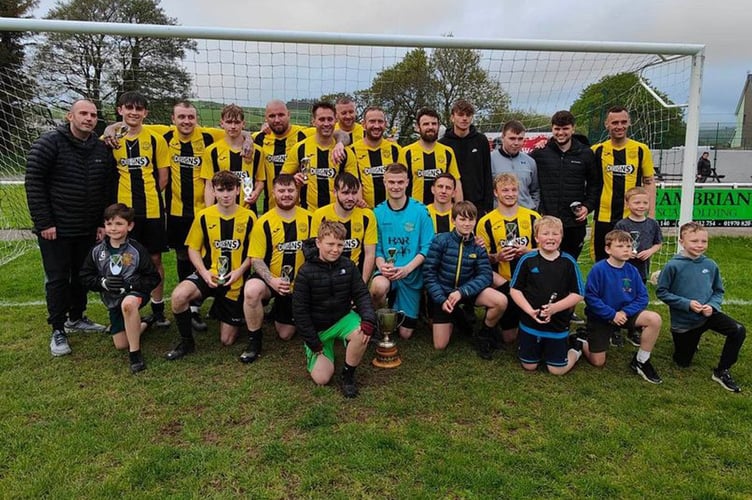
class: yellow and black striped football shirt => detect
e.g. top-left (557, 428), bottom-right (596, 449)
top-left (477, 206), bottom-right (540, 281)
top-left (156, 125), bottom-right (222, 218)
top-left (399, 141), bottom-right (460, 205)
top-left (185, 204), bottom-right (256, 301)
top-left (200, 139), bottom-right (253, 206)
top-left (311, 203), bottom-right (377, 272)
top-left (112, 129), bottom-right (170, 219)
top-left (281, 136), bottom-right (357, 211)
top-left (253, 125), bottom-right (309, 210)
top-left (351, 139), bottom-right (401, 208)
top-left (592, 138), bottom-right (655, 223)
top-left (248, 207), bottom-right (313, 284)
top-left (426, 204), bottom-right (454, 234)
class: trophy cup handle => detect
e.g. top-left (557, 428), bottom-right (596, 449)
top-left (395, 310), bottom-right (406, 330)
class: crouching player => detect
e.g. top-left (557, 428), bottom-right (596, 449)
top-left (509, 216), bottom-right (585, 375)
top-left (583, 230), bottom-right (663, 384)
top-left (80, 203), bottom-right (160, 373)
top-left (423, 201), bottom-right (507, 353)
top-left (292, 221), bottom-right (376, 398)
top-left (165, 171), bottom-right (256, 360)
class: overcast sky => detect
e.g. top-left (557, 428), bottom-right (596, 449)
top-left (32, 0), bottom-right (752, 123)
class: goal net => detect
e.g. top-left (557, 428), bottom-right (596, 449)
top-left (0, 19), bottom-right (700, 272)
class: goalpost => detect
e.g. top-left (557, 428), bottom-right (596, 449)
top-left (0, 17), bottom-right (704, 270)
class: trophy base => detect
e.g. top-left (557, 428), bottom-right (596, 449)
top-left (372, 344), bottom-right (402, 369)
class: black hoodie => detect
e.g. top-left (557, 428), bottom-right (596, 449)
top-left (439, 125), bottom-right (494, 213)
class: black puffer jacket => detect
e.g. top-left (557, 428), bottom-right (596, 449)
top-left (440, 125), bottom-right (494, 213)
top-left (531, 137), bottom-right (600, 227)
top-left (292, 238), bottom-right (376, 352)
top-left (25, 124), bottom-right (114, 237)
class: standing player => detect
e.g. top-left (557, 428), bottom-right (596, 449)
top-left (351, 106), bottom-right (401, 208)
top-left (157, 101), bottom-right (224, 331)
top-left (242, 174), bottom-right (313, 363)
top-left (333, 96), bottom-right (365, 144)
top-left (282, 101), bottom-right (356, 211)
top-left (400, 108), bottom-right (462, 205)
top-left (477, 173), bottom-right (540, 349)
top-left (164, 171), bottom-right (256, 361)
top-left (490, 120), bottom-right (540, 211)
top-left (111, 91), bottom-right (171, 327)
top-left (591, 106), bottom-right (656, 262)
top-left (530, 110), bottom-right (599, 260)
top-left (370, 163), bottom-right (435, 340)
top-left (439, 99), bottom-right (493, 214)
top-left (253, 100), bottom-right (309, 212)
top-left (200, 104), bottom-right (254, 208)
top-left (426, 173), bottom-right (457, 234)
top-left (311, 173), bottom-right (377, 284)
top-left (26, 99), bottom-right (113, 355)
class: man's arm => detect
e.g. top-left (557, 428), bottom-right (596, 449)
top-left (643, 175), bottom-right (657, 218)
top-left (361, 244), bottom-right (376, 284)
top-left (24, 134), bottom-right (56, 237)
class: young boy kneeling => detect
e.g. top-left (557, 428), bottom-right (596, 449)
top-left (80, 204), bottom-right (160, 373)
top-left (583, 230), bottom-right (663, 384)
top-left (509, 216), bottom-right (585, 375)
top-left (423, 201), bottom-right (507, 352)
top-left (292, 221), bottom-right (377, 398)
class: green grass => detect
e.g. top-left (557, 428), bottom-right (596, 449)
top-left (1, 240), bottom-right (751, 498)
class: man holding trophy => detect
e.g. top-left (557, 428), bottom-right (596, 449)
top-left (370, 163), bottom-right (435, 340)
top-left (242, 174), bottom-right (313, 362)
top-left (477, 173), bottom-right (540, 354)
top-left (164, 171), bottom-right (256, 361)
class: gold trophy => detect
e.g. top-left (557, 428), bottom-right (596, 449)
top-left (372, 308), bottom-right (405, 368)
top-left (217, 255), bottom-right (230, 286)
top-left (299, 156), bottom-right (311, 181)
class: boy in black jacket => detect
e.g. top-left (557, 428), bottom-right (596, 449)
top-left (292, 221), bottom-right (377, 398)
top-left (80, 204), bottom-right (160, 373)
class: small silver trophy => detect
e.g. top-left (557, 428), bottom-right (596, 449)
top-left (280, 265), bottom-right (294, 284)
top-left (503, 221), bottom-right (519, 247)
top-left (629, 231), bottom-right (641, 255)
top-left (386, 247), bottom-right (397, 264)
top-left (299, 156), bottom-right (311, 181)
top-left (569, 201), bottom-right (583, 215)
top-left (537, 292), bottom-right (558, 320)
top-left (242, 175), bottom-right (254, 200)
top-left (114, 124), bottom-right (129, 140)
top-left (217, 255), bottom-right (230, 285)
top-left (109, 254), bottom-right (125, 295)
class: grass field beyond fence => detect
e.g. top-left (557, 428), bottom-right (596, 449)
top-left (1, 239), bottom-right (751, 498)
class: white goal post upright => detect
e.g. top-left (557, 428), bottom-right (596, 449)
top-left (0, 17), bottom-right (704, 264)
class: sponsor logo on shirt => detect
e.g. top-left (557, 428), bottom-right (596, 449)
top-left (607, 164), bottom-right (635, 175)
top-left (214, 239), bottom-right (240, 250)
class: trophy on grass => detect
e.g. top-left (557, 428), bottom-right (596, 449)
top-left (217, 254), bottom-right (230, 286)
top-left (299, 156), bottom-right (311, 181)
top-left (629, 231), bottom-right (641, 256)
top-left (372, 307), bottom-right (405, 368)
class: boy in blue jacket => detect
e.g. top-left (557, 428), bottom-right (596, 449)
top-left (657, 222), bottom-right (746, 392)
top-left (423, 201), bottom-right (507, 354)
top-left (583, 230), bottom-right (663, 384)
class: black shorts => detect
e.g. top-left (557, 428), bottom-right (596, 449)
top-left (518, 331), bottom-right (569, 367)
top-left (185, 274), bottom-right (245, 326)
top-left (585, 315), bottom-right (639, 353)
top-left (496, 282), bottom-right (521, 330)
top-left (131, 216), bottom-right (168, 254)
top-left (167, 215), bottom-right (193, 250)
top-left (254, 277), bottom-right (294, 325)
top-left (428, 295), bottom-right (478, 325)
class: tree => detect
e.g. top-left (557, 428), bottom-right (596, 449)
top-left (0, 0), bottom-right (38, 155)
top-left (430, 47), bottom-right (510, 127)
top-left (32, 0), bottom-right (195, 125)
top-left (357, 48), bottom-right (436, 145)
top-left (478, 107), bottom-right (551, 134)
top-left (570, 72), bottom-right (686, 148)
